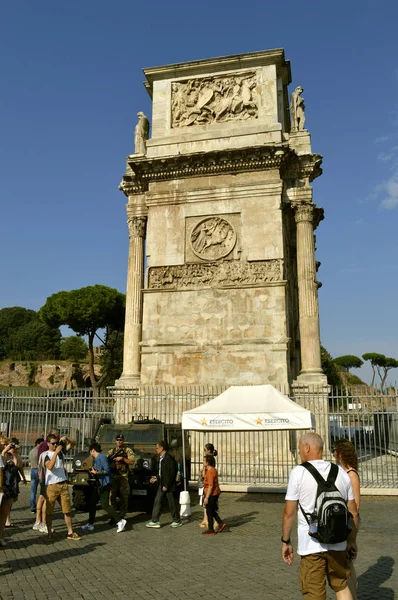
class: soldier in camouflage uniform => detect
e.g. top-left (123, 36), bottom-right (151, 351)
top-left (107, 434), bottom-right (135, 521)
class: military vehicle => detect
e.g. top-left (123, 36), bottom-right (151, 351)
top-left (69, 416), bottom-right (191, 513)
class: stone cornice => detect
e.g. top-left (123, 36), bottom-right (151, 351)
top-left (281, 153), bottom-right (323, 183)
top-left (119, 147), bottom-right (323, 197)
top-left (120, 146), bottom-right (297, 196)
top-left (119, 178), bottom-right (140, 196)
top-left (143, 49), bottom-right (291, 97)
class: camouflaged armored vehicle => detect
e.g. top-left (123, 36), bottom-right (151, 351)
top-left (69, 417), bottom-right (191, 512)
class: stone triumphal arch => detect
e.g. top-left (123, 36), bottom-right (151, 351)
top-left (116, 49), bottom-right (327, 394)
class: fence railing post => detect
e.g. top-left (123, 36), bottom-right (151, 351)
top-left (8, 389), bottom-right (14, 437)
top-left (44, 390), bottom-right (49, 437)
top-left (82, 390), bottom-right (87, 451)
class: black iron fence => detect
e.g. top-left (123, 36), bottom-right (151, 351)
top-left (0, 385), bottom-right (397, 489)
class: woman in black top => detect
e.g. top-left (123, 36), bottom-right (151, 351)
top-left (334, 439), bottom-right (360, 600)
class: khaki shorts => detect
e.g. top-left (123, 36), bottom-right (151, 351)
top-left (46, 482), bottom-right (72, 515)
top-left (300, 551), bottom-right (350, 600)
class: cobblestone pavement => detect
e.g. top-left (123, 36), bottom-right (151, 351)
top-left (0, 488), bottom-right (397, 600)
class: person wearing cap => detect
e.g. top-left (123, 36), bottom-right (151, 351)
top-left (107, 434), bottom-right (134, 522)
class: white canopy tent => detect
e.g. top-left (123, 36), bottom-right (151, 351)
top-left (182, 384), bottom-right (314, 432)
top-left (180, 385), bottom-right (315, 490)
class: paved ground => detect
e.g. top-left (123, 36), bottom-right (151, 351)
top-left (0, 487), bottom-right (397, 600)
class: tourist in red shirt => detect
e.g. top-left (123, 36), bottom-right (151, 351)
top-left (198, 443), bottom-right (217, 529)
top-left (202, 455), bottom-right (226, 536)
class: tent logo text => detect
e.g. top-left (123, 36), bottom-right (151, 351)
top-left (208, 418), bottom-right (234, 427)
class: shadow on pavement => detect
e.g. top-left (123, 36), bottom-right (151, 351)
top-left (358, 556), bottom-right (395, 600)
top-left (222, 510), bottom-right (259, 528)
top-left (236, 493), bottom-right (285, 504)
top-left (0, 542), bottom-right (105, 576)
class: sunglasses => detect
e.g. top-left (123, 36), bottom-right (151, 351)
top-left (116, 438), bottom-right (124, 442)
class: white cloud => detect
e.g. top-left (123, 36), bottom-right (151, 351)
top-left (380, 172), bottom-right (398, 209)
top-left (375, 134), bottom-right (391, 144)
top-left (378, 151), bottom-right (395, 162)
top-left (377, 145), bottom-right (398, 165)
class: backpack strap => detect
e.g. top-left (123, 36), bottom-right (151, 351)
top-left (298, 502), bottom-right (311, 524)
top-left (301, 461), bottom-right (328, 486)
top-left (297, 463), bottom-right (323, 524)
top-left (301, 461), bottom-right (339, 489)
top-left (326, 462), bottom-right (339, 486)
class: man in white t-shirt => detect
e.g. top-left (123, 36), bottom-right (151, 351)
top-left (44, 434), bottom-right (80, 541)
top-left (282, 432), bottom-right (359, 600)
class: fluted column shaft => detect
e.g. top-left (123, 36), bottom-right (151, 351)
top-left (294, 202), bottom-right (323, 378)
top-left (116, 214), bottom-right (146, 387)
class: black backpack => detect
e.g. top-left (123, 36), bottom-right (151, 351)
top-left (299, 462), bottom-right (349, 544)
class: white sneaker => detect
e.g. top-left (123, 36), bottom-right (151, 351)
top-left (146, 521), bottom-right (161, 528)
top-left (81, 523), bottom-right (95, 532)
top-left (39, 524), bottom-right (54, 534)
top-left (116, 519), bottom-right (126, 533)
top-left (33, 522), bottom-right (41, 531)
top-left (170, 521), bottom-right (182, 528)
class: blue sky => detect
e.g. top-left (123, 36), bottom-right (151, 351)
top-left (1, 1), bottom-right (397, 384)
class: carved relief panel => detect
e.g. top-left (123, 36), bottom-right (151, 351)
top-left (185, 214), bottom-right (240, 263)
top-left (171, 72), bottom-right (258, 128)
top-left (148, 259), bottom-right (283, 291)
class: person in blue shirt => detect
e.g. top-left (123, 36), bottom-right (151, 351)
top-left (81, 443), bottom-right (126, 534)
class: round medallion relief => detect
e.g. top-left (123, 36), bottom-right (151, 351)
top-left (190, 217), bottom-right (236, 261)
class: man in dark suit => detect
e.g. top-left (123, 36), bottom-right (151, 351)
top-left (146, 440), bottom-right (181, 528)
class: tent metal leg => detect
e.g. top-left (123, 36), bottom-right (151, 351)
top-left (182, 430), bottom-right (187, 491)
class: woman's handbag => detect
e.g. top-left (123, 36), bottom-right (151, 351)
top-left (175, 462), bottom-right (182, 483)
top-left (198, 485), bottom-right (204, 506)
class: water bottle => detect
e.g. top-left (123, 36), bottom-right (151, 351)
top-left (309, 514), bottom-right (318, 535)
top-left (347, 513), bottom-right (353, 533)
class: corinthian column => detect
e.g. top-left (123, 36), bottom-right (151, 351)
top-left (293, 202), bottom-right (326, 382)
top-left (115, 213), bottom-right (147, 388)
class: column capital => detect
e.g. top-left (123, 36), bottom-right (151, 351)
top-left (293, 203), bottom-right (324, 229)
top-left (127, 215), bottom-right (147, 239)
top-left (293, 202), bottom-right (314, 224)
